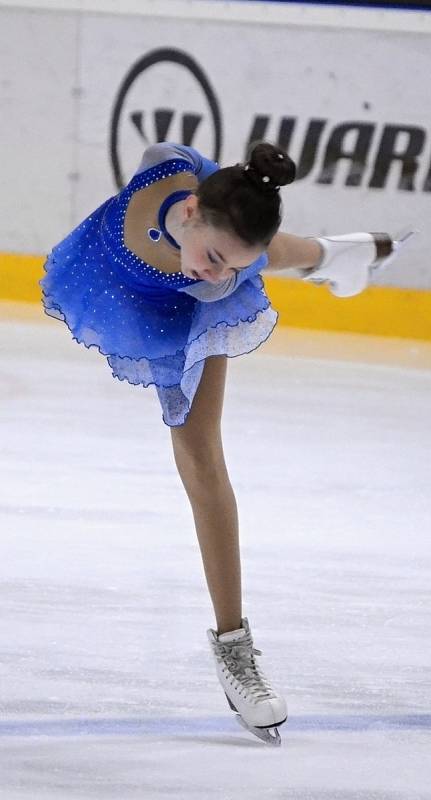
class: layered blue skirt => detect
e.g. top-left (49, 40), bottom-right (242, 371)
top-left (39, 162), bottom-right (279, 426)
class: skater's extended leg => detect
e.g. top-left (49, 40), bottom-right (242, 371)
top-left (169, 355), bottom-right (241, 636)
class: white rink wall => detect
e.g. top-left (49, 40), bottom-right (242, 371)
top-left (1, 0), bottom-right (431, 289)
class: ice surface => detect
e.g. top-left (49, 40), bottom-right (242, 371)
top-left (0, 302), bottom-right (430, 800)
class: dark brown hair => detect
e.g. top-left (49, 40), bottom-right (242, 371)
top-left (195, 141), bottom-right (296, 247)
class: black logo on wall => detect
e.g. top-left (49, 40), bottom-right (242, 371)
top-left (110, 48), bottom-right (431, 193)
top-left (110, 48), bottom-right (222, 189)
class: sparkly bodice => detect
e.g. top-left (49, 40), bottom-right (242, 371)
top-left (100, 158), bottom-right (198, 291)
top-left (40, 143), bottom-right (277, 428)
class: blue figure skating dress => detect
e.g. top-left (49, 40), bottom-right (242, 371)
top-left (39, 142), bottom-right (279, 426)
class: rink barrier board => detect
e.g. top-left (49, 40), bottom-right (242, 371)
top-left (1, 1), bottom-right (431, 34)
top-left (1, 252), bottom-right (430, 341)
top-left (1, 4), bottom-right (430, 290)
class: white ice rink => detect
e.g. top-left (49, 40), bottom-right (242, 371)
top-left (1, 301), bottom-right (430, 800)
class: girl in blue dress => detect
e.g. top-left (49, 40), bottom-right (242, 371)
top-left (39, 140), bottom-right (403, 745)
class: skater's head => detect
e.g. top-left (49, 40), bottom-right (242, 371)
top-left (177, 141), bottom-right (296, 283)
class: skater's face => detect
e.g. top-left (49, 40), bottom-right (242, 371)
top-left (178, 195), bottom-right (264, 283)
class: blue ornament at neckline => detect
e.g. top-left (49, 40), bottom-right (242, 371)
top-left (147, 189), bottom-right (193, 249)
top-left (147, 227), bottom-right (162, 242)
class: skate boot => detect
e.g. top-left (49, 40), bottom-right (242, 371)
top-left (207, 617), bottom-right (287, 746)
top-left (301, 229), bottom-right (418, 297)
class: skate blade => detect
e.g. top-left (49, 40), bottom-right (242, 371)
top-left (236, 714), bottom-right (282, 746)
top-left (372, 228), bottom-right (419, 273)
top-left (225, 691), bottom-right (286, 746)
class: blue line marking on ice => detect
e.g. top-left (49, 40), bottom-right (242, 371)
top-left (0, 714), bottom-right (430, 737)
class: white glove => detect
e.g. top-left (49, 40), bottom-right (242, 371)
top-left (301, 230), bottom-right (418, 297)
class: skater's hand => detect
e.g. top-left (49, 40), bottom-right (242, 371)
top-left (300, 230), bottom-right (418, 298)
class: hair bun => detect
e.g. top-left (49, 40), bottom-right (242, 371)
top-left (244, 141), bottom-right (296, 192)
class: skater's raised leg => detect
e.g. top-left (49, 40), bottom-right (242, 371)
top-left (169, 354), bottom-right (242, 636)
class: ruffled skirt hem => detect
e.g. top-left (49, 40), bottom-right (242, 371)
top-left (41, 285), bottom-right (278, 426)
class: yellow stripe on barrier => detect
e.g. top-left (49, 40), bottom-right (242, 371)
top-left (1, 252), bottom-right (431, 341)
top-left (1, 253), bottom-right (46, 304)
top-left (263, 276), bottom-right (431, 341)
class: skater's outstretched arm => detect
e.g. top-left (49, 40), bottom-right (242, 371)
top-left (264, 229), bottom-right (416, 298)
top-left (264, 231), bottom-right (322, 273)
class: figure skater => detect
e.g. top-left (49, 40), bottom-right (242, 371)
top-left (39, 140), bottom-right (411, 745)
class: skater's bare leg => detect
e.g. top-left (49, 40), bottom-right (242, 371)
top-left (170, 355), bottom-right (241, 635)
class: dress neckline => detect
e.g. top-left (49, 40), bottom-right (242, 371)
top-left (157, 189), bottom-right (193, 250)
top-left (112, 158), bottom-right (198, 286)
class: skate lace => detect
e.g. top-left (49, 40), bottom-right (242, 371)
top-left (212, 630), bottom-right (277, 702)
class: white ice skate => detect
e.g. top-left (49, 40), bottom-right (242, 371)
top-left (207, 617), bottom-right (287, 746)
top-left (301, 228), bottom-right (418, 297)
